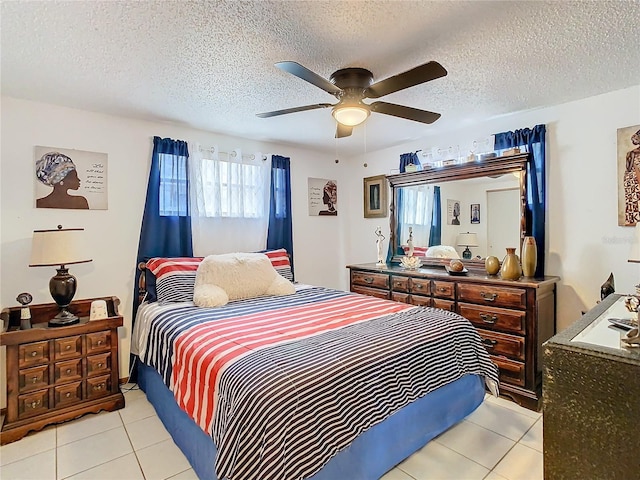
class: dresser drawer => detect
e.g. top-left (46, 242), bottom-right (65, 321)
top-left (351, 285), bottom-right (390, 299)
top-left (86, 331), bottom-right (110, 354)
top-left (87, 353), bottom-right (111, 377)
top-left (55, 381), bottom-right (82, 408)
top-left (55, 359), bottom-right (82, 384)
top-left (19, 365), bottom-right (49, 392)
top-left (432, 281), bottom-right (455, 299)
top-left (87, 375), bottom-right (111, 400)
top-left (391, 292), bottom-right (410, 303)
top-left (478, 329), bottom-right (525, 361)
top-left (54, 336), bottom-right (82, 360)
top-left (432, 298), bottom-right (455, 311)
top-left (351, 271), bottom-right (389, 289)
top-left (490, 355), bottom-right (526, 387)
top-left (410, 278), bottom-right (431, 295)
top-left (391, 275), bottom-right (410, 293)
top-left (458, 303), bottom-right (526, 335)
top-left (19, 341), bottom-right (49, 367)
top-left (458, 283), bottom-right (526, 309)
top-left (410, 295), bottom-right (432, 307)
top-left (18, 390), bottom-right (49, 419)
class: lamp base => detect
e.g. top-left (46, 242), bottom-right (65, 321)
top-left (462, 247), bottom-right (472, 259)
top-left (48, 308), bottom-right (79, 327)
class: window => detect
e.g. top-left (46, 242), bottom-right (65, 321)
top-left (272, 166), bottom-right (288, 219)
top-left (400, 184), bottom-right (433, 246)
top-left (159, 153), bottom-right (188, 216)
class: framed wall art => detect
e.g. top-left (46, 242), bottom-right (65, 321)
top-left (471, 203), bottom-right (480, 224)
top-left (617, 124), bottom-right (640, 226)
top-left (447, 199), bottom-right (461, 225)
top-left (363, 175), bottom-right (388, 218)
top-left (308, 177), bottom-right (337, 216)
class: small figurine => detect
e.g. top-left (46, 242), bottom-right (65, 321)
top-left (375, 226), bottom-right (385, 266)
top-left (16, 292), bottom-right (33, 330)
top-left (407, 227), bottom-right (414, 257)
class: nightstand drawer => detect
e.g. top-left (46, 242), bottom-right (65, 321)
top-left (55, 336), bottom-right (82, 359)
top-left (458, 283), bottom-right (526, 309)
top-left (87, 353), bottom-right (111, 377)
top-left (18, 390), bottom-right (49, 419)
top-left (432, 281), bottom-right (455, 299)
top-left (19, 365), bottom-right (49, 392)
top-left (55, 382), bottom-right (82, 407)
top-left (410, 278), bottom-right (431, 295)
top-left (391, 276), bottom-right (410, 293)
top-left (86, 331), bottom-right (110, 353)
top-left (351, 271), bottom-right (389, 289)
top-left (19, 341), bottom-right (49, 367)
top-left (478, 329), bottom-right (525, 361)
top-left (86, 375), bottom-right (111, 400)
top-left (458, 303), bottom-right (526, 335)
top-left (55, 358), bottom-right (82, 384)
top-left (490, 355), bottom-right (526, 387)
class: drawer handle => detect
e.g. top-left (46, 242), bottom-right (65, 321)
top-left (95, 383), bottom-right (104, 390)
top-left (97, 340), bottom-right (103, 345)
top-left (31, 351), bottom-right (38, 357)
top-left (32, 376), bottom-right (38, 383)
top-left (482, 338), bottom-right (498, 348)
top-left (65, 345), bottom-right (71, 350)
top-left (30, 400), bottom-right (41, 409)
top-left (480, 313), bottom-right (498, 324)
top-left (363, 276), bottom-right (374, 284)
top-left (438, 287), bottom-right (447, 293)
top-left (414, 283), bottom-right (423, 289)
top-left (394, 281), bottom-right (402, 287)
top-left (480, 292), bottom-right (497, 302)
top-left (97, 363), bottom-right (103, 368)
top-left (65, 392), bottom-right (71, 398)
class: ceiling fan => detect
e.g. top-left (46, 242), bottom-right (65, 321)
top-left (256, 60), bottom-right (447, 138)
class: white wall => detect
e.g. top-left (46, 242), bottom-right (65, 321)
top-left (343, 85), bottom-right (640, 333)
top-left (0, 97), bottom-right (348, 408)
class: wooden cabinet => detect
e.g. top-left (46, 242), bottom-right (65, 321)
top-left (1, 297), bottom-right (125, 445)
top-left (348, 263), bottom-right (558, 410)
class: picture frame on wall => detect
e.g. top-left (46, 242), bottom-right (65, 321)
top-left (471, 203), bottom-right (480, 224)
top-left (617, 124), bottom-right (640, 226)
top-left (363, 175), bottom-right (388, 218)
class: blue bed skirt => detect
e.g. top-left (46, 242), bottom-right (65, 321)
top-left (138, 361), bottom-right (485, 480)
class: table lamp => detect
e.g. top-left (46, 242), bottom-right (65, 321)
top-left (624, 223), bottom-right (640, 345)
top-left (457, 232), bottom-right (478, 260)
top-left (29, 225), bottom-right (92, 327)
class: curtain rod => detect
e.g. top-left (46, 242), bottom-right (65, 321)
top-left (199, 146), bottom-right (268, 161)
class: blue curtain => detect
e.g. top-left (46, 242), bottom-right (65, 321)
top-left (429, 186), bottom-right (441, 246)
top-left (494, 125), bottom-right (546, 276)
top-left (130, 137), bottom-right (192, 380)
top-left (388, 152), bottom-right (421, 260)
top-left (267, 155), bottom-right (294, 277)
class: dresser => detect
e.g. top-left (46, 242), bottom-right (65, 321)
top-left (0, 297), bottom-right (125, 445)
top-left (543, 294), bottom-right (640, 479)
top-left (347, 263), bottom-right (558, 410)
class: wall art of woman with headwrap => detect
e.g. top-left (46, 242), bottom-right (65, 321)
top-left (624, 129), bottom-right (640, 225)
top-left (319, 180), bottom-right (337, 216)
top-left (35, 152), bottom-right (89, 209)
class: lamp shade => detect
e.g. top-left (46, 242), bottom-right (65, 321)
top-left (29, 226), bottom-right (92, 267)
top-left (332, 105), bottom-right (370, 127)
top-left (457, 232), bottom-right (479, 247)
top-left (629, 223), bottom-right (640, 263)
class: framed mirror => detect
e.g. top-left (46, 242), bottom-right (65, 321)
top-left (387, 153), bottom-right (530, 270)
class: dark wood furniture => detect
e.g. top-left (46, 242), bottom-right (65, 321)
top-left (0, 297), bottom-right (125, 445)
top-left (348, 263), bottom-right (558, 410)
top-left (543, 294), bottom-right (640, 479)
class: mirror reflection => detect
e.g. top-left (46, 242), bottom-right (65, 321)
top-left (396, 174), bottom-right (521, 260)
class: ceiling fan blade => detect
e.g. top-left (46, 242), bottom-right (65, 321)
top-left (275, 61), bottom-right (343, 96)
top-left (365, 61), bottom-right (447, 99)
top-left (256, 103), bottom-right (333, 118)
top-left (335, 123), bottom-right (353, 138)
top-left (370, 101), bottom-right (441, 124)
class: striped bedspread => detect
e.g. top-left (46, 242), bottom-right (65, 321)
top-left (133, 286), bottom-right (499, 480)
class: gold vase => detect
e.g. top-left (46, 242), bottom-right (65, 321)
top-left (485, 256), bottom-right (500, 275)
top-left (500, 248), bottom-right (522, 280)
top-left (521, 236), bottom-right (537, 277)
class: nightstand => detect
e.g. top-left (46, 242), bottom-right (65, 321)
top-left (0, 296), bottom-right (125, 445)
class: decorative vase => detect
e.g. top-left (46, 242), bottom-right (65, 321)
top-left (500, 248), bottom-right (522, 280)
top-left (521, 236), bottom-right (537, 277)
top-left (485, 256), bottom-right (500, 275)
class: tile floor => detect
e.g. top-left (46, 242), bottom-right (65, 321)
top-left (1, 386), bottom-right (543, 480)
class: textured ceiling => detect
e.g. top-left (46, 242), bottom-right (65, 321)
top-left (2, 1), bottom-right (639, 156)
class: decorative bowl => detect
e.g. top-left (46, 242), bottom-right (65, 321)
top-left (400, 255), bottom-right (422, 270)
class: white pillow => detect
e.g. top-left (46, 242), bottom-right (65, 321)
top-left (425, 245), bottom-right (460, 259)
top-left (193, 252), bottom-right (295, 307)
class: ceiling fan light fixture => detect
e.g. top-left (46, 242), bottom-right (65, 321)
top-left (332, 105), bottom-right (370, 127)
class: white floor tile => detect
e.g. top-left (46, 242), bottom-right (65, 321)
top-left (0, 448), bottom-right (56, 480)
top-left (125, 414), bottom-right (171, 450)
top-left (56, 426), bottom-right (133, 479)
top-left (64, 452), bottom-right (144, 480)
top-left (485, 395), bottom-right (541, 420)
top-left (434, 421), bottom-right (515, 469)
top-left (466, 400), bottom-right (537, 441)
top-left (56, 410), bottom-right (123, 446)
top-left (398, 441), bottom-right (489, 480)
top-left (166, 468), bottom-right (200, 480)
top-left (492, 443), bottom-right (543, 480)
top-left (119, 395), bottom-right (157, 425)
top-left (380, 467), bottom-right (415, 480)
top-left (0, 426), bottom-right (56, 466)
top-left (122, 384), bottom-right (147, 403)
top-left (519, 418), bottom-right (543, 452)
top-left (135, 438), bottom-right (191, 480)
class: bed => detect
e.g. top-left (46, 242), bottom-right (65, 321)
top-left (132, 253), bottom-right (499, 480)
